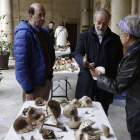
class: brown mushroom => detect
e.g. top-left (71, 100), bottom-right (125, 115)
top-left (19, 136), bottom-right (25, 140)
top-left (27, 107), bottom-right (45, 124)
top-left (30, 136), bottom-right (35, 140)
top-left (65, 117), bottom-right (81, 129)
top-left (63, 104), bottom-right (78, 118)
top-left (79, 119), bottom-right (95, 131)
top-left (13, 116), bottom-right (33, 134)
top-left (71, 99), bottom-right (81, 108)
top-left (92, 124), bottom-right (110, 138)
top-left (79, 96), bottom-right (92, 107)
top-left (35, 97), bottom-right (45, 106)
top-left (42, 130), bottom-right (55, 139)
top-left (46, 100), bottom-right (61, 125)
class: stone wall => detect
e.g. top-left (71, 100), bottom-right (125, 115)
top-left (12, 0), bottom-right (81, 37)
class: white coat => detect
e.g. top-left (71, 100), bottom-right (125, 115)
top-left (54, 26), bottom-right (68, 46)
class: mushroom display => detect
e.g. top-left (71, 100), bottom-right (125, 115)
top-left (46, 100), bottom-right (61, 125)
top-left (19, 136), bottom-right (25, 140)
top-left (35, 97), bottom-right (45, 106)
top-left (70, 99), bottom-right (81, 108)
top-left (27, 107), bottom-right (45, 124)
top-left (79, 119), bottom-right (95, 131)
top-left (79, 96), bottom-right (92, 107)
top-left (92, 124), bottom-right (110, 138)
top-left (63, 104), bottom-right (78, 118)
top-left (13, 116), bottom-right (33, 134)
top-left (65, 116), bottom-right (81, 129)
top-left (93, 66), bottom-right (105, 80)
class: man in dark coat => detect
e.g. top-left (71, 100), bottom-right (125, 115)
top-left (74, 9), bottom-right (123, 115)
top-left (47, 22), bottom-right (55, 45)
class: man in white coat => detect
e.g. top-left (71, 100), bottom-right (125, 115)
top-left (54, 21), bottom-right (68, 46)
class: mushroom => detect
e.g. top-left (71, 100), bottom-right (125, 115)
top-left (42, 130), bottom-right (55, 139)
top-left (13, 116), bottom-right (33, 134)
top-left (19, 136), bottom-right (25, 140)
top-left (27, 107), bottom-right (45, 124)
top-left (93, 66), bottom-right (105, 80)
top-left (74, 129), bottom-right (83, 140)
top-left (35, 115), bottom-right (66, 132)
top-left (35, 115), bottom-right (45, 133)
top-left (65, 117), bottom-right (81, 129)
top-left (63, 104), bottom-right (78, 118)
top-left (79, 96), bottom-right (92, 107)
top-left (92, 124), bottom-right (110, 138)
top-left (46, 100), bottom-right (61, 125)
top-left (30, 136), bottom-right (35, 140)
top-left (70, 99), bottom-right (81, 108)
top-left (35, 97), bottom-right (45, 106)
top-left (79, 119), bottom-right (95, 131)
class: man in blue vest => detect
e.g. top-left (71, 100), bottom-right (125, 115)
top-left (14, 3), bottom-right (55, 102)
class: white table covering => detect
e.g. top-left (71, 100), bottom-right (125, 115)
top-left (55, 47), bottom-right (71, 57)
top-left (5, 101), bottom-right (117, 140)
top-left (52, 59), bottom-right (79, 81)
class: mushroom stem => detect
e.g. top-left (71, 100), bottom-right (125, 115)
top-left (92, 130), bottom-right (102, 135)
top-left (88, 134), bottom-right (100, 140)
top-left (44, 123), bottom-right (66, 131)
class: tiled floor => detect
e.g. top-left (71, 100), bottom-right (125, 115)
top-left (0, 60), bottom-right (130, 140)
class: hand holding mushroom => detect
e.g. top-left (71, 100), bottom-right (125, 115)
top-left (83, 54), bottom-right (94, 69)
top-left (90, 66), bottom-right (105, 80)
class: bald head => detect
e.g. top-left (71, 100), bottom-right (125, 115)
top-left (28, 3), bottom-right (46, 28)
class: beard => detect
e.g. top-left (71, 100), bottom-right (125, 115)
top-left (95, 27), bottom-right (106, 36)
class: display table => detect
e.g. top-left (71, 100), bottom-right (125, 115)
top-left (55, 47), bottom-right (71, 57)
top-left (5, 101), bottom-right (117, 140)
top-left (51, 59), bottom-right (79, 100)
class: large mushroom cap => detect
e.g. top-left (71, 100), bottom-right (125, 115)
top-left (101, 124), bottom-right (110, 137)
top-left (46, 100), bottom-right (61, 118)
top-left (65, 117), bottom-right (81, 129)
top-left (93, 66), bottom-right (105, 80)
top-left (74, 129), bottom-right (83, 140)
top-left (80, 96), bottom-right (92, 107)
top-left (27, 107), bottom-right (45, 123)
top-left (35, 97), bottom-right (45, 106)
top-left (79, 119), bottom-right (95, 130)
top-left (13, 116), bottom-right (33, 134)
top-left (63, 104), bottom-right (78, 118)
top-left (35, 115), bottom-right (45, 133)
top-left (71, 99), bottom-right (81, 108)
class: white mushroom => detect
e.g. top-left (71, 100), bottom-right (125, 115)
top-left (74, 129), bottom-right (83, 140)
top-left (93, 66), bottom-right (105, 80)
top-left (79, 119), bottom-right (95, 130)
top-left (92, 124), bottom-right (110, 138)
top-left (63, 104), bottom-right (78, 118)
top-left (65, 117), bottom-right (81, 129)
top-left (79, 96), bottom-right (92, 107)
top-left (71, 99), bottom-right (81, 108)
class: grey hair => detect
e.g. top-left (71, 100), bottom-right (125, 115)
top-left (119, 15), bottom-right (140, 39)
top-left (94, 8), bottom-right (111, 21)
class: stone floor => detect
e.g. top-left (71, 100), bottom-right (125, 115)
top-left (0, 60), bottom-right (130, 140)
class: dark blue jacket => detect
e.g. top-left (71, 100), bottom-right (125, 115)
top-left (74, 26), bottom-right (123, 104)
top-left (14, 20), bottom-right (55, 92)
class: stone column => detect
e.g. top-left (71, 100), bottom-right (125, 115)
top-left (131, 0), bottom-right (138, 15)
top-left (1, 0), bottom-right (14, 59)
top-left (81, 0), bottom-right (90, 33)
top-left (111, 0), bottom-right (131, 35)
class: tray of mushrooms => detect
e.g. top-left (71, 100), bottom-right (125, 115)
top-left (13, 96), bottom-right (112, 140)
top-left (54, 45), bottom-right (70, 51)
top-left (53, 57), bottom-right (79, 72)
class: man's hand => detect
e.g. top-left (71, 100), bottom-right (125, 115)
top-left (26, 93), bottom-right (34, 101)
top-left (90, 69), bottom-right (102, 78)
top-left (83, 54), bottom-right (94, 69)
